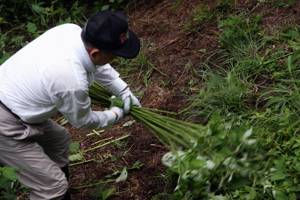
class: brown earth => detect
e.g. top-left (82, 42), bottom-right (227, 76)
top-left (50, 1), bottom-right (300, 200)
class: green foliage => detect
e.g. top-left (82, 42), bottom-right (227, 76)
top-left (180, 5), bottom-right (300, 200)
top-left (112, 40), bottom-right (154, 90)
top-left (279, 25), bottom-right (300, 51)
top-left (218, 13), bottom-right (262, 49)
top-left (69, 142), bottom-right (80, 153)
top-left (257, 52), bottom-right (300, 135)
top-left (183, 0), bottom-right (235, 31)
top-left (162, 113), bottom-right (273, 199)
top-left (0, 165), bottom-right (20, 199)
top-left (184, 3), bottom-right (214, 31)
top-left (186, 71), bottom-right (253, 122)
top-left (269, 0), bottom-right (295, 8)
top-left (0, 0), bottom-right (127, 63)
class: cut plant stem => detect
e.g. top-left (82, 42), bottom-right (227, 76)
top-left (86, 130), bottom-right (104, 137)
top-left (83, 134), bottom-right (130, 153)
top-left (92, 136), bottom-right (114, 145)
top-left (89, 81), bottom-right (205, 150)
top-left (73, 179), bottom-right (116, 189)
top-left (69, 158), bottom-right (95, 166)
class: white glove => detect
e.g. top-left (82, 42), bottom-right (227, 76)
top-left (118, 87), bottom-right (142, 114)
top-left (109, 106), bottom-right (124, 124)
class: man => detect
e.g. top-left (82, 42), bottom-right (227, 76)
top-left (0, 10), bottom-right (141, 200)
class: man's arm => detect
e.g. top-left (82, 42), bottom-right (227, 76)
top-left (94, 63), bottom-right (142, 114)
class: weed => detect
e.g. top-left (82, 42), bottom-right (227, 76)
top-left (213, 0), bottom-right (235, 18)
top-left (185, 70), bottom-right (253, 123)
top-left (269, 0), bottom-right (295, 8)
top-left (184, 3), bottom-right (214, 31)
top-left (183, 0), bottom-right (236, 32)
top-left (218, 13), bottom-right (262, 48)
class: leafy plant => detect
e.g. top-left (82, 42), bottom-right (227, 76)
top-left (162, 113), bottom-right (274, 199)
top-left (257, 53), bottom-right (300, 134)
top-left (218, 12), bottom-right (262, 49)
top-left (186, 71), bottom-right (253, 123)
top-left (0, 165), bottom-right (20, 199)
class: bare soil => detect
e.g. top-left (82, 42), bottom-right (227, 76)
top-left (55, 1), bottom-right (300, 199)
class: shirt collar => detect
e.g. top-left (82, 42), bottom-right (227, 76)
top-left (73, 37), bottom-right (96, 73)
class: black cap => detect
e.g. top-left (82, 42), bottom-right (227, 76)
top-left (82, 10), bottom-right (140, 59)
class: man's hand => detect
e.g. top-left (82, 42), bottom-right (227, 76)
top-left (109, 106), bottom-right (124, 124)
top-left (118, 87), bottom-right (142, 114)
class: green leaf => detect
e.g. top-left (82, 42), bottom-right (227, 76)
top-left (271, 172), bottom-right (286, 181)
top-left (131, 161), bottom-right (144, 169)
top-left (198, 49), bottom-right (207, 53)
top-left (69, 142), bottom-right (80, 153)
top-left (0, 54), bottom-right (12, 65)
top-left (3, 167), bottom-right (19, 181)
top-left (10, 36), bottom-right (24, 44)
top-left (111, 157), bottom-right (117, 162)
top-left (271, 157), bottom-right (287, 181)
top-left (2, 192), bottom-right (17, 200)
top-left (68, 153), bottom-right (83, 161)
top-left (102, 188), bottom-right (115, 200)
top-left (65, 17), bottom-right (71, 23)
top-left (110, 96), bottom-right (124, 108)
top-left (31, 4), bottom-right (45, 14)
top-left (288, 193), bottom-right (297, 200)
top-left (189, 159), bottom-right (206, 169)
top-left (116, 167), bottom-right (127, 182)
top-left (287, 30), bottom-right (299, 39)
top-left (295, 163), bottom-right (300, 172)
top-left (123, 120), bottom-right (136, 127)
top-left (101, 5), bottom-right (109, 11)
top-left (275, 190), bottom-right (288, 200)
top-left (26, 22), bottom-right (37, 33)
top-left (226, 176), bottom-right (251, 190)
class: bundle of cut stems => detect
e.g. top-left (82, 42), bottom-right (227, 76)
top-left (89, 81), bottom-right (204, 150)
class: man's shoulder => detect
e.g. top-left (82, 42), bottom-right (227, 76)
top-left (48, 23), bottom-right (82, 33)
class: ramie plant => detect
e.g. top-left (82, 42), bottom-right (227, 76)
top-left (89, 81), bottom-right (206, 150)
top-left (161, 113), bottom-right (275, 200)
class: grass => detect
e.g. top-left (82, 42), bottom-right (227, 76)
top-left (178, 7), bottom-right (300, 200)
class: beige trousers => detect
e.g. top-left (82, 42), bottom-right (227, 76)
top-left (0, 106), bottom-right (71, 200)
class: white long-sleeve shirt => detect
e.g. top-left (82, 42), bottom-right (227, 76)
top-left (0, 23), bottom-right (127, 130)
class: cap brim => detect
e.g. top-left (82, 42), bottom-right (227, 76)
top-left (111, 29), bottom-right (140, 59)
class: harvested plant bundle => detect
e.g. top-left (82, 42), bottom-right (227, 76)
top-left (89, 81), bottom-right (204, 150)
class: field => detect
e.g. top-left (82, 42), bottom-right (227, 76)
top-left (1, 0), bottom-right (300, 199)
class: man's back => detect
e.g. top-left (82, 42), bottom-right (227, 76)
top-left (0, 24), bottom-right (90, 123)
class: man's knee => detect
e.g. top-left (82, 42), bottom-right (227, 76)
top-left (30, 175), bottom-right (68, 200)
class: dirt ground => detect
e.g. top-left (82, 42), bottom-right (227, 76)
top-left (53, 1), bottom-right (300, 199)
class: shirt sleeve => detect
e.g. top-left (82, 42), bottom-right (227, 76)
top-left (51, 89), bottom-right (116, 130)
top-left (94, 63), bottom-right (127, 95)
